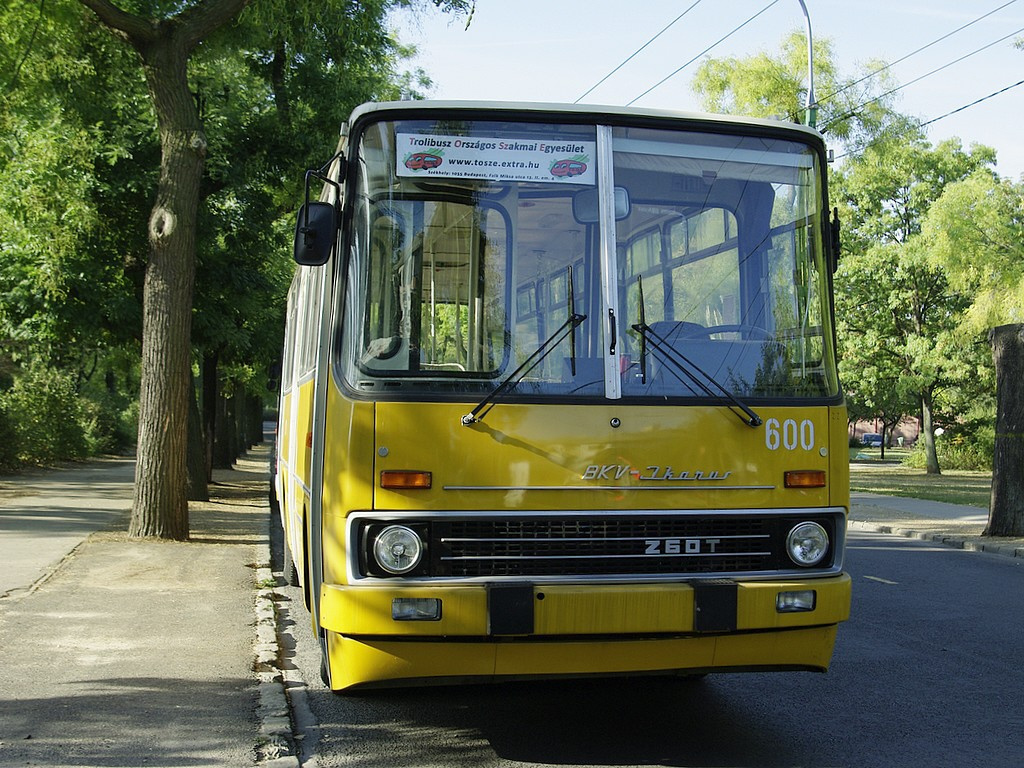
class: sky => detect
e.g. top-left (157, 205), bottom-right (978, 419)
top-left (393, 0), bottom-right (1024, 180)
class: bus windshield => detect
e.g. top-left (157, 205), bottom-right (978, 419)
top-left (339, 114), bottom-right (839, 402)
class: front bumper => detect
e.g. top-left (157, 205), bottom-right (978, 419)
top-left (319, 574), bottom-right (851, 689)
top-left (321, 573), bottom-right (851, 636)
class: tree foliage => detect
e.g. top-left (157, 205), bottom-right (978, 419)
top-left (835, 129), bottom-right (997, 251)
top-left (921, 172), bottom-right (1024, 535)
top-left (1, 0), bottom-right (474, 539)
top-left (832, 134), bottom-right (997, 473)
top-left (922, 172), bottom-right (1024, 330)
top-left (1, 0), bottom-right (150, 464)
top-left (835, 243), bottom-right (925, 456)
top-left (691, 29), bottom-right (899, 142)
top-left (0, 0), bottom-right (148, 370)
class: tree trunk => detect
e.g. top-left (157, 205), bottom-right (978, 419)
top-left (920, 390), bottom-right (941, 475)
top-left (878, 418), bottom-right (898, 460)
top-left (248, 394), bottom-right (265, 447)
top-left (76, 0), bottom-right (253, 540)
top-left (213, 382), bottom-right (237, 468)
top-left (986, 323), bottom-right (1024, 536)
top-left (128, 41), bottom-right (204, 540)
top-left (186, 369), bottom-right (209, 501)
top-left (202, 350), bottom-right (218, 482)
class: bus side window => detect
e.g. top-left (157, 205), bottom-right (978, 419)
top-left (623, 227), bottom-right (667, 336)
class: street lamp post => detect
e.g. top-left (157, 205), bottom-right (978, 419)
top-left (795, 0), bottom-right (818, 128)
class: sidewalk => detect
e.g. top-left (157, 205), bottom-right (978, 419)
top-left (0, 445), bottom-right (293, 768)
top-left (850, 491), bottom-right (1024, 558)
top-left (0, 455), bottom-right (135, 599)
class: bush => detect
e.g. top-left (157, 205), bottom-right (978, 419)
top-left (1, 365), bottom-right (90, 465)
top-left (0, 399), bottom-right (20, 471)
top-left (903, 428), bottom-right (994, 471)
top-left (80, 391), bottom-right (137, 455)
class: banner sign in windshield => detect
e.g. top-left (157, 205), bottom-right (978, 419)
top-left (397, 133), bottom-right (596, 185)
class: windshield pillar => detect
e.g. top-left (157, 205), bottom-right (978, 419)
top-left (596, 125), bottom-right (622, 400)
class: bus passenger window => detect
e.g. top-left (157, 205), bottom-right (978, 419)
top-left (363, 208), bottom-right (408, 363)
top-left (623, 228), bottom-right (667, 336)
top-left (668, 210), bottom-right (740, 331)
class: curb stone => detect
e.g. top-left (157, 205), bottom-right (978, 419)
top-left (254, 539), bottom-right (300, 767)
top-left (848, 520), bottom-right (1024, 559)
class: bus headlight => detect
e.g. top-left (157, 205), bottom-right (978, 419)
top-left (786, 521), bottom-right (829, 567)
top-left (373, 525), bottom-right (424, 574)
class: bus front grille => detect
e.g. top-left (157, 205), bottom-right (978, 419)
top-left (351, 511), bottom-right (842, 580)
top-left (355, 511), bottom-right (843, 580)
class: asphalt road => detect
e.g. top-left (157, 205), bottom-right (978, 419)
top-left (274, 529), bottom-right (1024, 768)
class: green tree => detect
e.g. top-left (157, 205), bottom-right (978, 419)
top-left (185, 0), bottom-right (452, 495)
top-left (0, 0), bottom-right (148, 373)
top-left (832, 135), bottom-right (997, 473)
top-left (834, 240), bottom-right (977, 467)
top-left (66, 0), bottom-right (472, 539)
top-left (70, 0), bottom-right (254, 540)
top-left (835, 128), bottom-right (997, 252)
top-left (1, 1), bottom-right (152, 466)
top-left (691, 29), bottom-right (898, 140)
top-left (835, 244), bottom-right (918, 457)
top-left (922, 171), bottom-right (1024, 535)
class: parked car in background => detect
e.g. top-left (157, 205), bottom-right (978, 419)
top-left (862, 433), bottom-right (883, 447)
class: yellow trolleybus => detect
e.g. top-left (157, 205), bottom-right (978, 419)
top-left (274, 100), bottom-right (850, 691)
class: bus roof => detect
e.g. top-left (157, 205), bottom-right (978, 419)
top-left (344, 100), bottom-right (825, 143)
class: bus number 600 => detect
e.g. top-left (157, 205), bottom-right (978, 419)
top-left (765, 418), bottom-right (814, 451)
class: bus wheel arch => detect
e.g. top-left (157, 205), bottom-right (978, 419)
top-left (281, 516), bottom-right (300, 587)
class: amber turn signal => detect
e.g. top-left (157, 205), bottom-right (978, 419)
top-left (380, 470), bottom-right (432, 489)
top-left (784, 470), bottom-right (826, 488)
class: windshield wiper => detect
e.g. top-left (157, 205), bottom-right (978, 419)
top-left (632, 322), bottom-right (762, 428)
top-left (631, 281), bottom-right (761, 429)
top-left (636, 275), bottom-right (649, 385)
top-left (567, 264), bottom-right (579, 376)
top-left (462, 267), bottom-right (586, 426)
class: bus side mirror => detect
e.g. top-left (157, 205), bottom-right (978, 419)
top-left (294, 201), bottom-right (337, 266)
top-left (266, 360), bottom-right (282, 393)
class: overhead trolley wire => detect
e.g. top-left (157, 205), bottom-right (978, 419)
top-left (920, 77), bottom-right (1024, 128)
top-left (833, 78), bottom-right (1024, 161)
top-left (819, 22), bottom-right (1024, 133)
top-left (574, 0), bottom-right (705, 104)
top-left (626, 0), bottom-right (782, 107)
top-left (813, 0), bottom-right (1019, 114)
